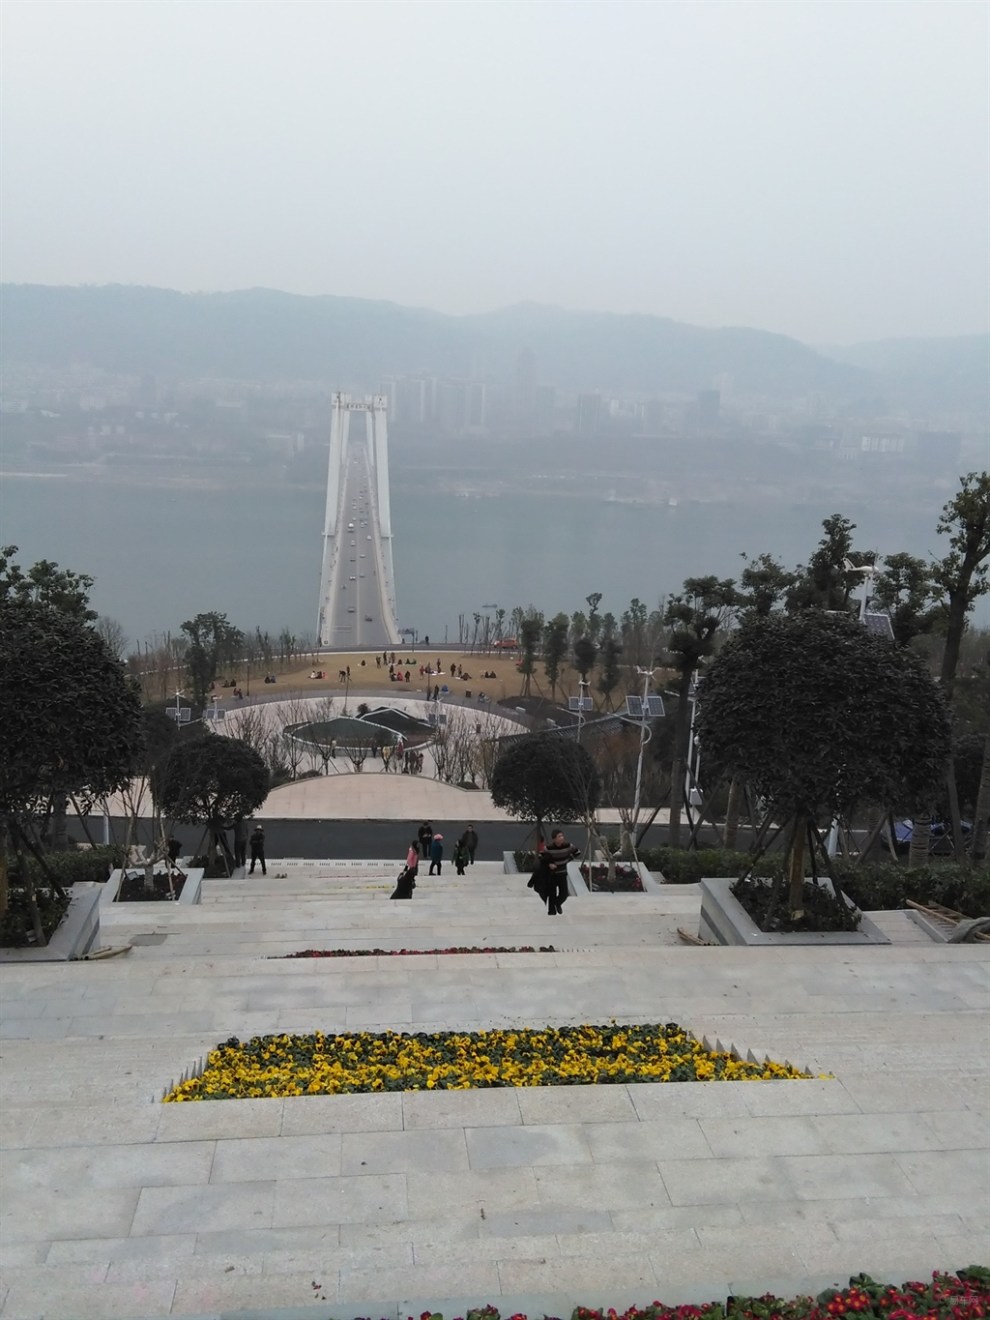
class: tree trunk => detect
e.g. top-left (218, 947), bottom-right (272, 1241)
top-left (51, 790), bottom-right (69, 852)
top-left (723, 775), bottom-right (743, 850)
top-left (971, 732), bottom-right (990, 862)
top-left (908, 813), bottom-right (930, 870)
top-left (787, 815), bottom-right (806, 915)
top-left (667, 755), bottom-right (684, 848)
top-left (944, 756), bottom-right (967, 863)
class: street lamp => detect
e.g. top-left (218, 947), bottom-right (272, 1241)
top-left (625, 668), bottom-right (664, 837)
top-left (568, 679), bottom-right (593, 743)
top-left (843, 558), bottom-right (876, 622)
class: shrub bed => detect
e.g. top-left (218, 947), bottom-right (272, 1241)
top-left (163, 1021), bottom-right (810, 1101)
top-left (0, 883), bottom-right (71, 947)
top-left (732, 875), bottom-right (861, 933)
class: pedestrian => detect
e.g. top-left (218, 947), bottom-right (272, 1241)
top-left (249, 824), bottom-right (267, 876)
top-left (381, 745), bottom-right (392, 772)
top-left (452, 836), bottom-right (468, 875)
top-left (428, 833), bottom-right (444, 875)
top-left (390, 839), bottom-right (419, 899)
top-left (376, 655), bottom-right (381, 669)
top-left (167, 835), bottom-right (182, 864)
top-left (233, 815), bottom-right (248, 869)
top-left (461, 823), bottom-right (479, 865)
top-left (330, 738), bottom-right (337, 759)
top-left (542, 828), bottom-right (579, 916)
top-left (418, 821), bottom-right (433, 858)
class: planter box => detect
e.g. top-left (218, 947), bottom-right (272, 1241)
top-left (572, 860), bottom-right (658, 894)
top-left (0, 884), bottom-right (102, 963)
top-left (699, 875), bottom-right (890, 946)
top-left (103, 868), bottom-right (204, 907)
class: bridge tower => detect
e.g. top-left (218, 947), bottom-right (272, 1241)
top-left (317, 393), bottom-right (401, 648)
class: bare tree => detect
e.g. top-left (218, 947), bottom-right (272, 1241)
top-left (96, 615), bottom-right (127, 659)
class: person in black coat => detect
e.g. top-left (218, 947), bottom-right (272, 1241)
top-left (540, 829), bottom-right (579, 915)
top-left (249, 825), bottom-right (267, 876)
top-left (418, 821), bottom-right (433, 859)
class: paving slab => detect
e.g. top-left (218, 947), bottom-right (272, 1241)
top-left (0, 859), bottom-right (987, 1319)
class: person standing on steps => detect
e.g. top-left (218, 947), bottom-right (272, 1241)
top-left (543, 828), bottom-right (578, 915)
top-left (233, 816), bottom-right (248, 870)
top-left (452, 836), bottom-right (469, 875)
top-left (249, 824), bottom-right (267, 876)
top-left (418, 821), bottom-right (433, 859)
top-left (461, 824), bottom-right (479, 865)
top-left (428, 833), bottom-right (444, 875)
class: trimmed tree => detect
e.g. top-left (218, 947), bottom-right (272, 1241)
top-left (490, 733), bottom-right (600, 844)
top-left (154, 734), bottom-right (269, 872)
top-left (695, 612), bottom-right (951, 924)
top-left (0, 598), bottom-right (144, 942)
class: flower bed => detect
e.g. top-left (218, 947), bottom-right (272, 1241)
top-left (344, 1273), bottom-right (989, 1320)
top-left (163, 1021), bottom-right (810, 1101)
top-left (580, 863), bottom-right (645, 893)
top-left (277, 945), bottom-right (557, 959)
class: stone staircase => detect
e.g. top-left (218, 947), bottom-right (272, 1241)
top-left (99, 860), bottom-right (702, 959)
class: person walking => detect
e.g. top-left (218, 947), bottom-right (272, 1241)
top-left (428, 833), bottom-right (444, 875)
top-left (233, 816), bottom-right (248, 869)
top-left (249, 824), bottom-right (267, 876)
top-left (462, 824), bottom-right (479, 865)
top-left (452, 836), bottom-right (469, 876)
top-left (390, 839), bottom-right (419, 900)
top-left (418, 821), bottom-right (433, 859)
top-left (543, 828), bottom-right (578, 915)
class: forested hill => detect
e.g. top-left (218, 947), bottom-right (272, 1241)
top-left (2, 283), bottom-right (859, 399)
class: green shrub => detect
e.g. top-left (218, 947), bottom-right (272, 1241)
top-left (0, 884), bottom-right (71, 947)
top-left (40, 846), bottom-right (126, 887)
top-left (636, 846), bottom-right (784, 884)
top-left (836, 861), bottom-right (990, 918)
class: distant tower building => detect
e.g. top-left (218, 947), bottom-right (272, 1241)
top-left (436, 380), bottom-right (468, 433)
top-left (468, 381), bottom-right (487, 431)
top-left (513, 348), bottom-right (536, 425)
top-left (533, 383), bottom-right (556, 434)
top-left (576, 393), bottom-right (602, 436)
top-left (696, 390), bottom-right (720, 430)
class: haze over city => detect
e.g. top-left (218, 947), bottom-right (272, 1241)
top-left (2, 0), bottom-right (988, 345)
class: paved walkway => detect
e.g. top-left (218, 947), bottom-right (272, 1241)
top-left (0, 863), bottom-right (987, 1319)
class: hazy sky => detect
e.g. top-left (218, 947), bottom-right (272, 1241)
top-left (2, 0), bottom-right (987, 344)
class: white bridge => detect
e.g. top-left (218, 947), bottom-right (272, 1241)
top-left (317, 393), bottom-right (401, 649)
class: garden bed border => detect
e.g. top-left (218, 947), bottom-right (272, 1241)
top-left (699, 875), bottom-right (890, 946)
top-left (0, 884), bottom-right (102, 963)
top-left (103, 868), bottom-right (204, 907)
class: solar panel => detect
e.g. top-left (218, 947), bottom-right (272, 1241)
top-left (568, 696), bottom-right (593, 712)
top-left (166, 707), bottom-right (192, 723)
top-left (864, 612), bottom-right (894, 641)
top-left (645, 695), bottom-right (665, 717)
top-left (624, 695), bottom-right (643, 718)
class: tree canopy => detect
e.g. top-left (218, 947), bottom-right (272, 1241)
top-left (154, 734), bottom-right (269, 831)
top-left (490, 733), bottom-right (600, 832)
top-left (0, 598), bottom-right (143, 827)
top-left (695, 611), bottom-right (951, 824)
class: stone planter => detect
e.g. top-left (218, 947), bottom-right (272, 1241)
top-left (699, 875), bottom-right (890, 946)
top-left (0, 884), bottom-right (102, 963)
top-left (103, 868), bottom-right (204, 907)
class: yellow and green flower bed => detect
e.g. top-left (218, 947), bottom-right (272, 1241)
top-left (164, 1021), bottom-right (809, 1101)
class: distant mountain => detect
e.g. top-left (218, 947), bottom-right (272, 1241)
top-left (821, 334), bottom-right (990, 411)
top-left (0, 283), bottom-right (868, 400)
top-left (3, 284), bottom-right (984, 408)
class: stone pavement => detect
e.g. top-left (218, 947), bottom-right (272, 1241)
top-left (0, 861), bottom-right (987, 1319)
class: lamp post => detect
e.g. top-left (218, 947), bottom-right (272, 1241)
top-left (631, 667), bottom-right (659, 832)
top-left (843, 558), bottom-right (876, 622)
